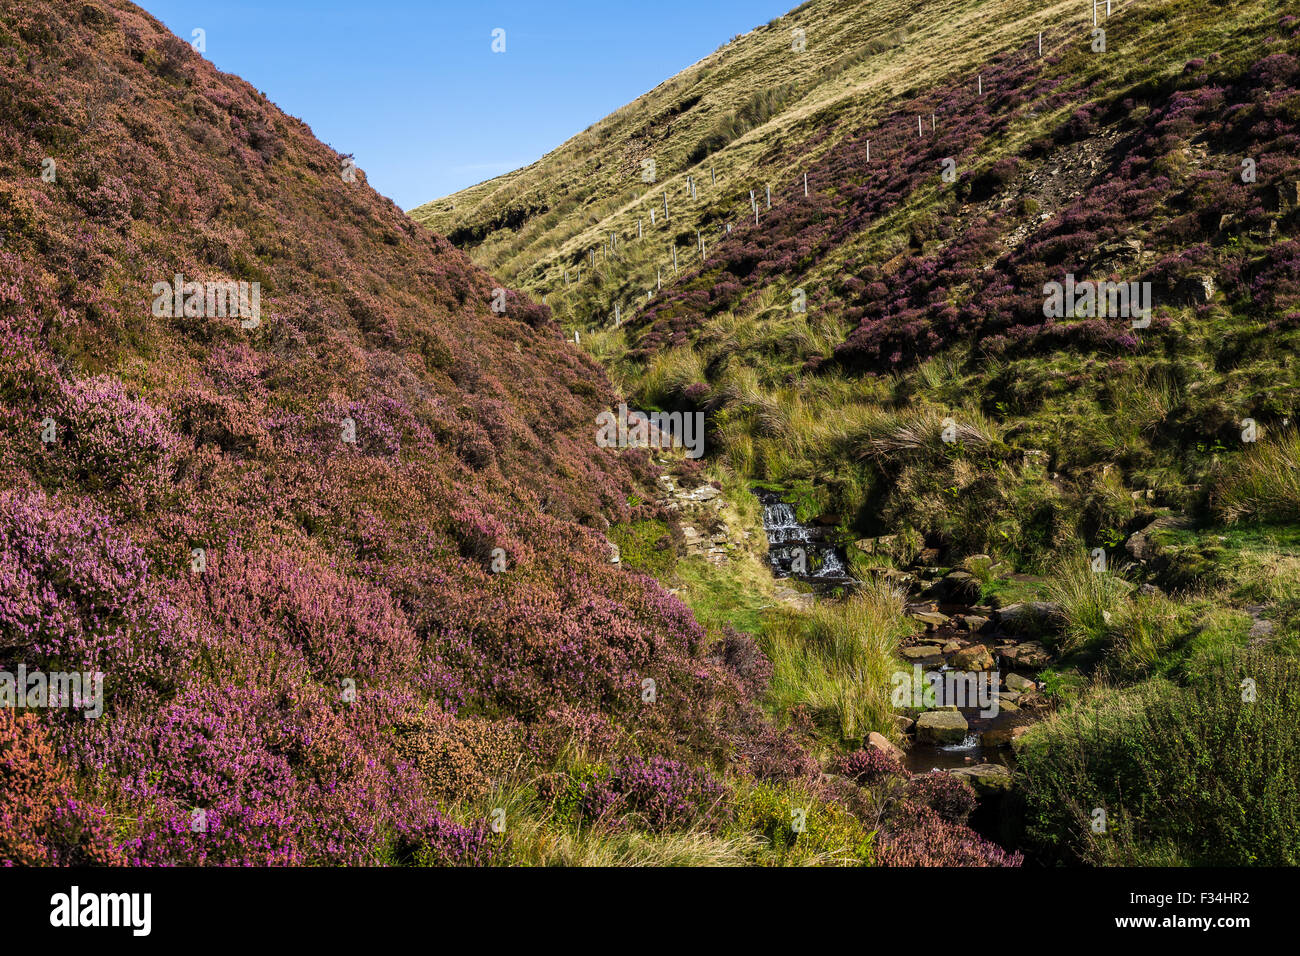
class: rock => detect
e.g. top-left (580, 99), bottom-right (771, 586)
top-left (951, 643), bottom-right (995, 671)
top-left (867, 732), bottom-right (905, 762)
top-left (1176, 273), bottom-right (1215, 306)
top-left (1269, 179), bottom-right (1300, 212)
top-left (962, 554), bottom-right (993, 571)
top-left (917, 547), bottom-right (941, 564)
top-left (915, 710), bottom-right (969, 745)
top-left (894, 714), bottom-right (915, 734)
top-left (960, 614), bottom-right (990, 632)
top-left (1002, 641), bottom-right (1051, 667)
top-left (924, 570), bottom-right (983, 605)
top-left (607, 542), bottom-right (621, 564)
top-left (1009, 725), bottom-right (1034, 751)
top-left (950, 763), bottom-right (1014, 794)
top-left (942, 640), bottom-right (962, 654)
top-left (909, 610), bottom-right (951, 629)
top-left (901, 645), bottom-right (943, 660)
top-left (693, 486), bottom-right (720, 502)
top-left (1124, 515), bottom-right (1193, 563)
top-left (995, 601), bottom-right (1064, 637)
top-left (1005, 673), bottom-right (1037, 693)
top-left (983, 723), bottom-right (1029, 748)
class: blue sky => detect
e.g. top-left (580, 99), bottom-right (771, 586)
top-left (140, 1), bottom-right (795, 210)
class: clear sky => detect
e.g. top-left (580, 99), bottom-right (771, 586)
top-left (139, 0), bottom-right (796, 210)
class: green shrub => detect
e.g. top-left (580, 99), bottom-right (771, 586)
top-left (1017, 651), bottom-right (1300, 865)
top-left (732, 781), bottom-right (875, 866)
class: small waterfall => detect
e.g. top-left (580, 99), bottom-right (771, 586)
top-left (756, 493), bottom-right (852, 584)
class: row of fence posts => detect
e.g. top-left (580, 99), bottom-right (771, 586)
top-left (561, 19), bottom-right (1085, 342)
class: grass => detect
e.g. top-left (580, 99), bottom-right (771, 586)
top-left (758, 578), bottom-right (909, 743)
top-left (1214, 429), bottom-right (1300, 525)
top-left (1044, 549), bottom-right (1135, 653)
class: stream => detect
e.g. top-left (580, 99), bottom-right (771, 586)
top-left (756, 490), bottom-right (854, 588)
top-left (756, 490), bottom-right (1038, 850)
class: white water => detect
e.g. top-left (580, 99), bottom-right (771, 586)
top-left (760, 500), bottom-right (849, 580)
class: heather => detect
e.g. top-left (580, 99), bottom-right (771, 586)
top-left (0, 0), bottom-right (876, 865)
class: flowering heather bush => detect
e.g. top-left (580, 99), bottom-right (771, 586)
top-left (607, 755), bottom-right (729, 832)
top-left (392, 809), bottom-right (506, 867)
top-left (541, 756), bottom-right (728, 833)
top-left (878, 801), bottom-right (1023, 867)
top-left (903, 772), bottom-right (979, 825)
top-left (52, 375), bottom-right (183, 509)
top-left (624, 23), bottom-right (1300, 373)
top-left (0, 0), bottom-right (810, 864)
top-left (834, 748), bottom-right (906, 786)
top-left (0, 488), bottom-right (194, 693)
top-left (0, 712), bottom-right (123, 866)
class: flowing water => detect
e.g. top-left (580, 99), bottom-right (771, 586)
top-left (756, 491), bottom-right (854, 587)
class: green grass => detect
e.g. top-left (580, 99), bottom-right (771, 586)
top-left (758, 578), bottom-right (909, 743)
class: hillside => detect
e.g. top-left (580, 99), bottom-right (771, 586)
top-left (414, 0), bottom-right (1300, 867)
top-left (0, 0), bottom-right (864, 866)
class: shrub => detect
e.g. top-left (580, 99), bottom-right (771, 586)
top-left (0, 712), bottom-right (124, 866)
top-left (1017, 652), bottom-right (1300, 865)
top-left (903, 772), bottom-right (978, 825)
top-left (878, 801), bottom-right (1022, 866)
top-left (732, 781), bottom-right (875, 866)
top-left (835, 747), bottom-right (906, 785)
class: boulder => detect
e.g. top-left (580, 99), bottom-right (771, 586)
top-left (909, 609), bottom-right (951, 629)
top-left (951, 643), bottom-right (995, 671)
top-left (995, 601), bottom-right (1064, 637)
top-left (960, 614), bottom-right (990, 632)
top-left (901, 645), bottom-right (943, 660)
top-left (1176, 273), bottom-right (1215, 306)
top-left (924, 570), bottom-right (983, 605)
top-left (867, 732), bottom-right (905, 762)
top-left (894, 714), bottom-right (915, 734)
top-left (1002, 641), bottom-right (1051, 668)
top-left (950, 763), bottom-right (1014, 794)
top-left (915, 710), bottom-right (969, 745)
top-left (1269, 179), bottom-right (1300, 212)
top-left (1005, 673), bottom-right (1038, 693)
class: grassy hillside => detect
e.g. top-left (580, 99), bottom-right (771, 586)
top-left (415, 0), bottom-right (1300, 866)
top-left (1, 0), bottom-right (941, 867)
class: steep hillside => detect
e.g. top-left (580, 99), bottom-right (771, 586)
top-left (0, 0), bottom-right (840, 865)
top-left (415, 0), bottom-right (1300, 867)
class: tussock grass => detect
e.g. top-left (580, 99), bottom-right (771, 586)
top-left (760, 577), bottom-right (909, 742)
top-left (1214, 429), bottom-right (1300, 525)
top-left (1044, 549), bottom-right (1135, 653)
